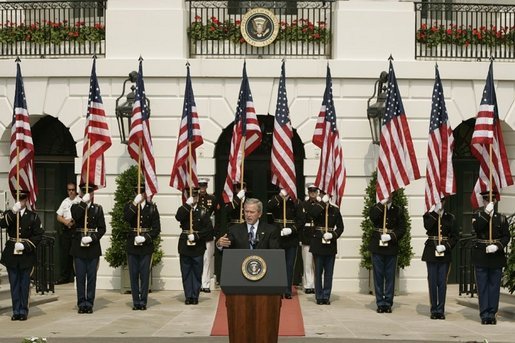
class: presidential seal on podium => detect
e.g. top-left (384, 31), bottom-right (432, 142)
top-left (242, 255), bottom-right (267, 281)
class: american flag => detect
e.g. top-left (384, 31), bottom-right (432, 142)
top-left (170, 65), bottom-right (203, 199)
top-left (312, 65), bottom-right (346, 207)
top-left (470, 61), bottom-right (513, 208)
top-left (424, 66), bottom-right (455, 213)
top-left (376, 60), bottom-right (420, 203)
top-left (271, 61), bottom-right (297, 200)
top-left (128, 59), bottom-right (158, 198)
top-left (9, 62), bottom-right (37, 208)
top-left (222, 62), bottom-right (262, 203)
top-left (80, 58), bottom-right (112, 190)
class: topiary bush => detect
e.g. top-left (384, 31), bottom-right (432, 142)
top-left (359, 171), bottom-right (414, 270)
top-left (502, 214), bottom-right (515, 293)
top-left (104, 165), bottom-right (163, 268)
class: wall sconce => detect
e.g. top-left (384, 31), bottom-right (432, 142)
top-left (115, 71), bottom-right (138, 144)
top-left (366, 71), bottom-right (388, 145)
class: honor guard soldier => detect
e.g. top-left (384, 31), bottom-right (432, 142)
top-left (472, 190), bottom-right (510, 325)
top-left (300, 184), bottom-right (320, 294)
top-left (198, 178), bottom-right (218, 293)
top-left (123, 183), bottom-right (161, 310)
top-left (267, 188), bottom-right (305, 299)
top-left (224, 182), bottom-right (247, 226)
top-left (368, 194), bottom-right (406, 313)
top-left (422, 196), bottom-right (457, 320)
top-left (0, 190), bottom-right (43, 321)
top-left (175, 187), bottom-right (214, 305)
top-left (70, 185), bottom-right (106, 314)
top-left (307, 193), bottom-right (343, 305)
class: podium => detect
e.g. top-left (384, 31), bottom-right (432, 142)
top-left (220, 249), bottom-right (286, 343)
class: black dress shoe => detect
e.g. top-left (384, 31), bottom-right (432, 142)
top-left (376, 307), bottom-right (384, 313)
top-left (78, 307), bottom-right (85, 314)
top-left (316, 299), bottom-right (323, 305)
top-left (19, 314), bottom-right (27, 321)
top-left (132, 305), bottom-right (140, 310)
top-left (490, 318), bottom-right (497, 325)
top-left (305, 289), bottom-right (313, 294)
top-left (481, 318), bottom-right (489, 324)
top-left (140, 305), bottom-right (147, 311)
top-left (324, 299), bottom-right (331, 305)
top-left (11, 314), bottom-right (20, 321)
top-left (201, 288), bottom-right (211, 293)
top-left (185, 298), bottom-right (191, 305)
top-left (384, 306), bottom-right (392, 313)
top-left (284, 294), bottom-right (292, 299)
top-left (191, 298), bottom-right (199, 305)
top-left (430, 313), bottom-right (438, 319)
top-left (85, 307), bottom-right (93, 314)
top-left (438, 314), bottom-right (445, 320)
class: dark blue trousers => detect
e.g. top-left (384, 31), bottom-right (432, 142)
top-left (180, 255), bottom-right (203, 300)
top-left (475, 266), bottom-right (502, 320)
top-left (284, 245), bottom-right (298, 296)
top-left (74, 257), bottom-right (99, 308)
top-left (7, 266), bottom-right (31, 316)
top-left (426, 262), bottom-right (449, 314)
top-left (128, 253), bottom-right (151, 307)
top-left (372, 253), bottom-right (397, 308)
top-left (314, 254), bottom-right (335, 301)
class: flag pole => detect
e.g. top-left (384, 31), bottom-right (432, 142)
top-left (82, 136), bottom-right (91, 246)
top-left (136, 139), bottom-right (142, 237)
top-left (283, 197), bottom-right (286, 228)
top-left (187, 141), bottom-right (195, 246)
top-left (239, 136), bottom-right (246, 222)
top-left (15, 146), bottom-right (21, 252)
top-left (488, 143), bottom-right (493, 242)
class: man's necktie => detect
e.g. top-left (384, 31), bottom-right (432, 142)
top-left (249, 225), bottom-right (255, 249)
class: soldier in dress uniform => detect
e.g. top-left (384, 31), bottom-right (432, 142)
top-left (299, 184), bottom-right (320, 294)
top-left (70, 185), bottom-right (106, 314)
top-left (198, 178), bottom-right (218, 293)
top-left (0, 190), bottom-right (43, 321)
top-left (307, 193), bottom-right (343, 305)
top-left (267, 188), bottom-right (305, 299)
top-left (471, 190), bottom-right (510, 325)
top-left (175, 187), bottom-right (214, 305)
top-left (223, 181), bottom-right (247, 226)
top-left (368, 194), bottom-right (406, 313)
top-left (422, 196), bottom-right (457, 320)
top-left (123, 183), bottom-right (161, 310)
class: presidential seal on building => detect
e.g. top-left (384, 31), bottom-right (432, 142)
top-left (241, 255), bottom-right (267, 281)
top-left (240, 8), bottom-right (279, 47)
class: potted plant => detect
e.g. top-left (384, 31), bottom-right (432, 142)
top-left (104, 165), bottom-right (163, 293)
top-left (359, 171), bottom-right (414, 294)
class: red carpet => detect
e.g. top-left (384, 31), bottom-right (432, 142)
top-left (210, 288), bottom-right (305, 336)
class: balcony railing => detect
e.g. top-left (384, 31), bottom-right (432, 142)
top-left (415, 2), bottom-right (515, 60)
top-left (186, 0), bottom-right (334, 58)
top-left (0, 0), bottom-right (106, 58)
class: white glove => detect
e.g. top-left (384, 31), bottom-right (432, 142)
top-left (434, 203), bottom-right (441, 213)
top-left (14, 242), bottom-right (24, 251)
top-left (81, 236), bottom-right (93, 245)
top-left (281, 228), bottom-right (292, 236)
top-left (380, 198), bottom-right (388, 205)
top-left (322, 194), bottom-right (329, 203)
top-left (485, 202), bottom-right (494, 216)
top-left (280, 189), bottom-right (288, 198)
top-left (134, 235), bottom-right (146, 244)
top-left (323, 232), bottom-right (332, 240)
top-left (133, 194), bottom-right (143, 205)
top-left (237, 190), bottom-right (245, 199)
top-left (186, 197), bottom-right (194, 206)
top-left (381, 234), bottom-right (391, 242)
top-left (82, 193), bottom-right (91, 204)
top-left (11, 202), bottom-right (22, 214)
top-left (486, 244), bottom-right (499, 253)
top-left (316, 196), bottom-right (321, 202)
top-left (436, 245), bottom-right (446, 253)
top-left (305, 195), bottom-right (309, 201)
top-left (188, 234), bottom-right (195, 242)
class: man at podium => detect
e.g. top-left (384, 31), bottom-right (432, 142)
top-left (216, 198), bottom-right (280, 250)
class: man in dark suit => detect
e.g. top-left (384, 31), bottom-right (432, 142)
top-left (472, 190), bottom-right (510, 325)
top-left (368, 194), bottom-right (406, 313)
top-left (175, 187), bottom-right (214, 305)
top-left (0, 190), bottom-right (43, 321)
top-left (217, 198), bottom-right (280, 250)
top-left (422, 196), bottom-right (457, 320)
top-left (70, 185), bottom-right (106, 314)
top-left (123, 183), bottom-right (161, 310)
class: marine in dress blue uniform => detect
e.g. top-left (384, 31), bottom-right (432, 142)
top-left (175, 187), bottom-right (214, 305)
top-left (368, 196), bottom-right (406, 313)
top-left (0, 191), bottom-right (43, 321)
top-left (123, 184), bottom-right (161, 310)
top-left (267, 189), bottom-right (305, 299)
top-left (471, 191), bottom-right (510, 325)
top-left (70, 185), bottom-right (106, 314)
top-left (422, 197), bottom-right (457, 320)
top-left (307, 194), bottom-right (343, 305)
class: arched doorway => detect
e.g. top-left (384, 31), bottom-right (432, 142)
top-left (32, 115), bottom-right (77, 279)
top-left (448, 118), bottom-right (479, 283)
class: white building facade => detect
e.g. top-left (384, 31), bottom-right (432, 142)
top-left (0, 0), bottom-right (514, 293)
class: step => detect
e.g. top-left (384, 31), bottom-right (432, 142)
top-left (0, 286), bottom-right (58, 313)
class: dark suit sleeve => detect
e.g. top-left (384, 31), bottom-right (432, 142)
top-left (334, 210), bottom-right (344, 239)
top-left (90, 206), bottom-right (106, 242)
top-left (148, 204), bottom-right (161, 241)
top-left (423, 211), bottom-right (438, 232)
top-left (124, 202), bottom-right (138, 223)
top-left (268, 227), bottom-right (281, 249)
top-left (447, 213), bottom-right (458, 250)
top-left (369, 203), bottom-right (385, 227)
top-left (25, 213), bottom-right (44, 252)
top-left (71, 202), bottom-right (88, 223)
top-left (175, 204), bottom-right (192, 222)
top-left (294, 201), bottom-right (306, 232)
top-left (267, 195), bottom-right (281, 211)
top-left (499, 215), bottom-right (510, 249)
top-left (392, 207), bottom-right (406, 243)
